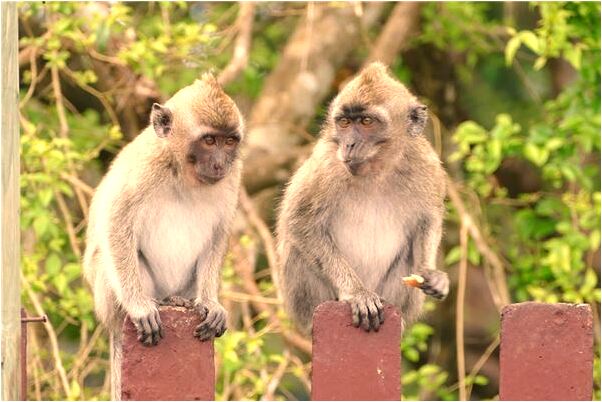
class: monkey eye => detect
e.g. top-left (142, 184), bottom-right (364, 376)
top-left (225, 136), bottom-right (238, 146)
top-left (337, 117), bottom-right (351, 128)
top-left (361, 117), bottom-right (373, 126)
top-left (203, 136), bottom-right (216, 146)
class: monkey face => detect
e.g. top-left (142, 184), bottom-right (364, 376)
top-left (328, 63), bottom-right (431, 176)
top-left (185, 129), bottom-right (241, 184)
top-left (332, 104), bottom-right (390, 176)
top-left (150, 74), bottom-right (245, 186)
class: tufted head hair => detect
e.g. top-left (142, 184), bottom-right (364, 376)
top-left (329, 62), bottom-right (427, 137)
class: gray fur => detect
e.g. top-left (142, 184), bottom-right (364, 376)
top-left (276, 63), bottom-right (448, 334)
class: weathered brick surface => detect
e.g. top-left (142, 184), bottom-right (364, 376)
top-left (500, 302), bottom-right (593, 401)
top-left (311, 301), bottom-right (401, 401)
top-left (121, 306), bottom-right (214, 400)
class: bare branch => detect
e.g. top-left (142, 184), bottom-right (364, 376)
top-left (456, 222), bottom-right (468, 401)
top-left (239, 189), bottom-right (281, 300)
top-left (365, 2), bottom-right (422, 66)
top-left (446, 178), bottom-right (512, 307)
top-left (218, 3), bottom-right (256, 86)
top-left (261, 349), bottom-right (291, 401)
top-left (231, 238), bottom-right (312, 354)
top-left (22, 275), bottom-right (71, 397)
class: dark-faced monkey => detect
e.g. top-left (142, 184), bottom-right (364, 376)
top-left (83, 74), bottom-right (244, 399)
top-left (276, 62), bottom-right (449, 335)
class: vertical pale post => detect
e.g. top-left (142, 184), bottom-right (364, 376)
top-left (311, 301), bottom-right (401, 401)
top-left (121, 307), bottom-right (215, 400)
top-left (2, 2), bottom-right (21, 400)
top-left (500, 302), bottom-right (593, 401)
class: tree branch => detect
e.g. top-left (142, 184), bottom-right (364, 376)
top-left (446, 178), bottom-right (511, 307)
top-left (365, 2), bottom-right (422, 66)
top-left (218, 3), bottom-right (256, 86)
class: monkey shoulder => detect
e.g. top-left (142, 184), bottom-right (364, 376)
top-left (393, 145), bottom-right (446, 202)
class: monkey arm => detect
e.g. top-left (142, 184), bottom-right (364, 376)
top-left (106, 196), bottom-right (157, 315)
top-left (192, 223), bottom-right (230, 341)
top-left (287, 214), bottom-right (367, 299)
top-left (409, 212), bottom-right (449, 300)
top-left (104, 194), bottom-right (163, 345)
top-left (287, 216), bottom-right (385, 331)
top-left (411, 213), bottom-right (443, 272)
top-left (194, 224), bottom-right (229, 303)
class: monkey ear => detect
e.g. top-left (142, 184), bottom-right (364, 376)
top-left (408, 104), bottom-right (428, 136)
top-left (151, 103), bottom-right (173, 138)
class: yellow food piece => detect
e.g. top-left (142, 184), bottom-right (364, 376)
top-left (402, 274), bottom-right (425, 288)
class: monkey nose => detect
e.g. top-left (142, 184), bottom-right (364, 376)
top-left (344, 159), bottom-right (362, 175)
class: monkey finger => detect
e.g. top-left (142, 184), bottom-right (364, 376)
top-left (196, 305), bottom-right (209, 322)
top-left (368, 303), bottom-right (381, 331)
top-left (149, 315), bottom-right (162, 344)
top-left (213, 314), bottom-right (226, 331)
top-left (350, 302), bottom-right (360, 327)
top-left (195, 319), bottom-right (217, 339)
top-left (375, 298), bottom-right (385, 324)
top-left (358, 304), bottom-right (370, 332)
top-left (200, 311), bottom-right (221, 332)
top-left (215, 322), bottom-right (227, 338)
top-left (155, 311), bottom-right (164, 339)
top-left (136, 317), bottom-right (152, 343)
top-left (193, 324), bottom-right (206, 339)
top-left (195, 325), bottom-right (214, 342)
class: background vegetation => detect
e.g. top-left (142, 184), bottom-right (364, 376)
top-left (17, 2), bottom-right (600, 400)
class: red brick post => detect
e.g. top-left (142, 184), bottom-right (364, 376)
top-left (311, 301), bottom-right (401, 401)
top-left (500, 302), bottom-right (593, 401)
top-left (121, 306), bottom-right (215, 400)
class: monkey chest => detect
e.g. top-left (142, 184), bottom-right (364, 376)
top-left (331, 195), bottom-right (407, 289)
top-left (138, 193), bottom-right (222, 289)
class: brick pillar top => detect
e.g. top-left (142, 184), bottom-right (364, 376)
top-left (121, 306), bottom-right (215, 401)
top-left (500, 302), bottom-right (593, 401)
top-left (311, 301), bottom-right (401, 401)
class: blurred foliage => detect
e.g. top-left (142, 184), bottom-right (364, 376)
top-left (17, 1), bottom-right (599, 401)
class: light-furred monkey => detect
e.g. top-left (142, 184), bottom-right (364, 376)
top-left (83, 74), bottom-right (244, 399)
top-left (277, 62), bottom-right (449, 335)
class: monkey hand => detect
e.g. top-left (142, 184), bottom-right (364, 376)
top-left (193, 299), bottom-right (228, 341)
top-left (416, 269), bottom-right (449, 300)
top-left (340, 289), bottom-right (384, 332)
top-left (129, 301), bottom-right (163, 346)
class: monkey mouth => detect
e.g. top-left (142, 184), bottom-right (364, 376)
top-left (344, 160), bottom-right (364, 176)
top-left (197, 174), bottom-right (225, 185)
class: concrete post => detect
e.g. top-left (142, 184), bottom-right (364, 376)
top-left (121, 306), bottom-right (215, 400)
top-left (311, 301), bottom-right (401, 401)
top-left (500, 302), bottom-right (593, 401)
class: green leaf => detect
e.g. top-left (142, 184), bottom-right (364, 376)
top-left (524, 143), bottom-right (549, 166)
top-left (445, 246), bottom-right (461, 266)
top-left (33, 215), bottom-right (50, 237)
top-left (39, 188), bottom-right (53, 206)
top-left (580, 269), bottom-right (598, 296)
top-left (563, 46), bottom-right (582, 70)
top-left (474, 374), bottom-right (489, 386)
top-left (45, 253), bottom-right (62, 276)
top-left (505, 36), bottom-right (522, 66)
top-left (519, 31), bottom-right (541, 53)
top-left (404, 348), bottom-right (420, 362)
top-left (53, 274), bottom-right (68, 294)
top-left (534, 56), bottom-right (547, 70)
top-left (68, 379), bottom-right (81, 400)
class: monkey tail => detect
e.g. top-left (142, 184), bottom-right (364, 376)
top-left (109, 321), bottom-right (123, 401)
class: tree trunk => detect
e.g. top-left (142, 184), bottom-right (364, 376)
top-left (244, 2), bottom-right (385, 193)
